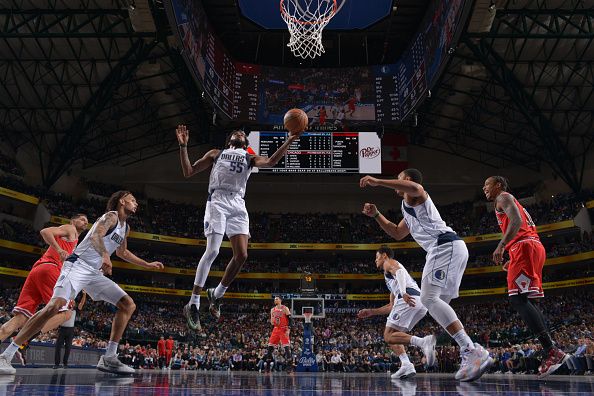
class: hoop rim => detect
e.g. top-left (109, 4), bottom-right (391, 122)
top-left (280, 0), bottom-right (338, 26)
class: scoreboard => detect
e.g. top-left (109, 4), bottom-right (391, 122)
top-left (167, 0), bottom-right (465, 124)
top-left (249, 131), bottom-right (381, 174)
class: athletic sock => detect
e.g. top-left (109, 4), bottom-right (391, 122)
top-left (1, 342), bottom-right (19, 361)
top-left (189, 293), bottom-right (201, 307)
top-left (452, 329), bottom-right (475, 350)
top-left (105, 341), bottom-right (119, 358)
top-left (399, 353), bottom-right (411, 364)
top-left (213, 284), bottom-right (228, 299)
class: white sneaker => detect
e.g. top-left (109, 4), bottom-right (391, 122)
top-left (97, 355), bottom-right (135, 375)
top-left (460, 344), bottom-right (492, 382)
top-left (391, 362), bottom-right (416, 379)
top-left (421, 335), bottom-right (437, 367)
top-left (454, 347), bottom-right (471, 380)
top-left (0, 355), bottom-right (15, 375)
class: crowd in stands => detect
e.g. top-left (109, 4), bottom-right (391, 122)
top-left (1, 217), bottom-right (591, 276)
top-left (1, 286), bottom-right (591, 374)
top-left (1, 169), bottom-right (592, 244)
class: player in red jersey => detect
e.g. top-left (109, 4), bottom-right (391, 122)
top-left (483, 176), bottom-right (569, 378)
top-left (267, 296), bottom-right (292, 371)
top-left (0, 214), bottom-right (88, 343)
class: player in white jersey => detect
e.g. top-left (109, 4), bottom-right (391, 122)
top-left (176, 125), bottom-right (303, 330)
top-left (360, 169), bottom-right (491, 382)
top-left (0, 191), bottom-right (164, 375)
top-left (357, 246), bottom-right (436, 379)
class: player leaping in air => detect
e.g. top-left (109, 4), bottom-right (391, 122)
top-left (177, 125), bottom-right (303, 331)
top-left (360, 169), bottom-right (491, 382)
top-left (483, 176), bottom-right (569, 378)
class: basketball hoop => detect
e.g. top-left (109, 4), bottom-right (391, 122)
top-left (280, 0), bottom-right (341, 59)
top-left (303, 311), bottom-right (313, 323)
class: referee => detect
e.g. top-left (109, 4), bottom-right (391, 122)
top-left (54, 292), bottom-right (86, 368)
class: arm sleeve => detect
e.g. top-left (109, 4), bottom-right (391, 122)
top-left (287, 315), bottom-right (292, 327)
top-left (394, 268), bottom-right (408, 296)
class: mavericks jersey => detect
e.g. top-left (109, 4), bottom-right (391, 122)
top-left (71, 211), bottom-right (128, 270)
top-left (495, 192), bottom-right (540, 250)
top-left (272, 305), bottom-right (289, 329)
top-left (401, 194), bottom-right (456, 252)
top-left (208, 148), bottom-right (253, 197)
top-left (384, 263), bottom-right (419, 298)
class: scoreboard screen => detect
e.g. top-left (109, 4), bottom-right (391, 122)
top-left (249, 131), bottom-right (381, 174)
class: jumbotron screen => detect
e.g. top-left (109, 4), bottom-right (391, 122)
top-left (249, 131), bottom-right (381, 174)
top-left (167, 0), bottom-right (465, 124)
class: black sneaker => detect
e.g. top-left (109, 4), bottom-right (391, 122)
top-left (206, 288), bottom-right (222, 319)
top-left (183, 303), bottom-right (201, 331)
top-left (52, 365), bottom-right (60, 369)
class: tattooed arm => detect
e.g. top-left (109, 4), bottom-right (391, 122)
top-left (90, 212), bottom-right (118, 275)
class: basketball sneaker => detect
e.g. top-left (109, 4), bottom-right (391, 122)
top-left (391, 362), bottom-right (416, 379)
top-left (183, 303), bottom-right (202, 331)
top-left (457, 343), bottom-right (492, 382)
top-left (538, 347), bottom-right (569, 379)
top-left (97, 355), bottom-right (135, 375)
top-left (206, 288), bottom-right (222, 319)
top-left (0, 355), bottom-right (15, 375)
top-left (421, 335), bottom-right (437, 367)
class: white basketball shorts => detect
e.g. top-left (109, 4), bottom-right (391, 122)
top-left (53, 260), bottom-right (127, 306)
top-left (204, 190), bottom-right (250, 238)
top-left (422, 239), bottom-right (468, 300)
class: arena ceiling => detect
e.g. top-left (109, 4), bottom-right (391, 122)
top-left (0, 0), bottom-right (593, 192)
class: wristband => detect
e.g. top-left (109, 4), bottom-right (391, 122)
top-left (373, 211), bottom-right (380, 218)
top-left (179, 144), bottom-right (187, 148)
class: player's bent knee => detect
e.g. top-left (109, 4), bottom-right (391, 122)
top-left (117, 295), bottom-right (136, 313)
top-left (46, 298), bottom-right (67, 315)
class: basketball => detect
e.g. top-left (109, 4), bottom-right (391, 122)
top-left (284, 108), bottom-right (308, 135)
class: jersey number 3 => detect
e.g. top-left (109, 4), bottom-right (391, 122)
top-left (229, 162), bottom-right (244, 173)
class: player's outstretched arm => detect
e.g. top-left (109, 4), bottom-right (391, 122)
top-left (252, 134), bottom-right (300, 168)
top-left (176, 125), bottom-right (218, 177)
top-left (362, 203), bottom-right (410, 240)
top-left (39, 224), bottom-right (76, 261)
top-left (492, 193), bottom-right (522, 263)
top-left (116, 229), bottom-right (164, 270)
top-left (360, 176), bottom-right (425, 197)
top-left (357, 294), bottom-right (394, 319)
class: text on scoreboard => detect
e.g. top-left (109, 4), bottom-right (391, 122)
top-left (249, 131), bottom-right (381, 174)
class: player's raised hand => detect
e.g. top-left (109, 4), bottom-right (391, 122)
top-left (360, 175), bottom-right (379, 188)
top-left (362, 203), bottom-right (379, 218)
top-left (357, 309), bottom-right (373, 319)
top-left (176, 125), bottom-right (189, 145)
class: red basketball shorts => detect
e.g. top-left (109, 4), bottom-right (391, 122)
top-left (507, 238), bottom-right (546, 298)
top-left (268, 327), bottom-right (290, 347)
top-left (13, 263), bottom-right (61, 318)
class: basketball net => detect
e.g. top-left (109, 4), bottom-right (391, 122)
top-left (303, 312), bottom-right (313, 324)
top-left (280, 0), bottom-right (339, 59)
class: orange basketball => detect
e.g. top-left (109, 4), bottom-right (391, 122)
top-left (284, 108), bottom-right (308, 135)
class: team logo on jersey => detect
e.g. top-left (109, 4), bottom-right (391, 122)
top-left (204, 221), bottom-right (210, 231)
top-left (434, 269), bottom-right (446, 280)
top-left (110, 233), bottom-right (124, 245)
top-left (392, 313), bottom-right (400, 321)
